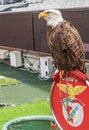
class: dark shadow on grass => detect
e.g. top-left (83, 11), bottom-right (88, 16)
top-left (0, 62), bottom-right (52, 92)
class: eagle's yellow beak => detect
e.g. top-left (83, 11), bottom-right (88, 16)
top-left (38, 11), bottom-right (48, 19)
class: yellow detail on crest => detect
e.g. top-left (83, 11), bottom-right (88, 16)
top-left (57, 83), bottom-right (87, 98)
top-left (70, 109), bottom-right (76, 120)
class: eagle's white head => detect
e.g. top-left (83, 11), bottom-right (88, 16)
top-left (38, 9), bottom-right (63, 28)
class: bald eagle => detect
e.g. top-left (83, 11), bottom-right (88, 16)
top-left (39, 10), bottom-right (85, 73)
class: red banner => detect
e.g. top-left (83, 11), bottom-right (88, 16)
top-left (51, 70), bottom-right (89, 130)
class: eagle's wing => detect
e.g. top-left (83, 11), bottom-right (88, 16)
top-left (59, 21), bottom-right (85, 71)
top-left (57, 83), bottom-right (67, 93)
top-left (57, 83), bottom-right (73, 94)
top-left (74, 85), bottom-right (87, 95)
top-left (64, 22), bottom-right (84, 58)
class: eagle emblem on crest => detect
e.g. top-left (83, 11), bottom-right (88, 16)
top-left (57, 83), bottom-right (87, 98)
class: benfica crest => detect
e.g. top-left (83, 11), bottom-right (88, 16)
top-left (57, 83), bottom-right (87, 127)
top-left (51, 70), bottom-right (89, 130)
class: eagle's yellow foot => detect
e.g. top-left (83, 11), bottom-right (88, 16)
top-left (59, 70), bottom-right (64, 80)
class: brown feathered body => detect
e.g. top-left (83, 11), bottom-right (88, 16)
top-left (47, 20), bottom-right (85, 72)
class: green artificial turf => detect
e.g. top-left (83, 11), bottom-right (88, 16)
top-left (0, 63), bottom-right (53, 129)
top-left (0, 62), bottom-right (52, 105)
top-left (0, 100), bottom-right (52, 130)
top-left (0, 77), bottom-right (20, 87)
